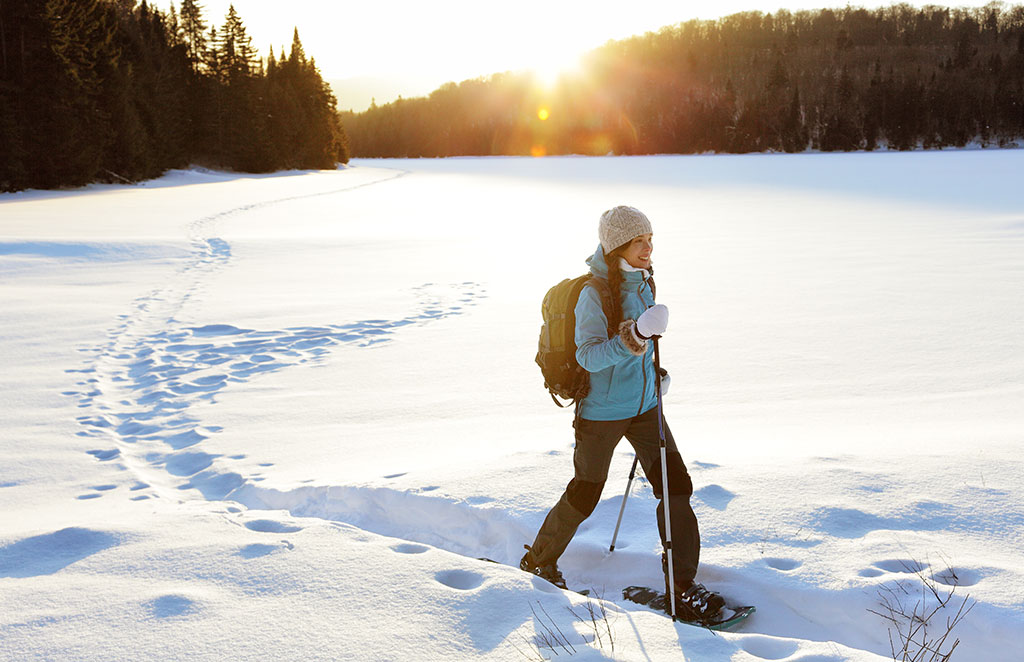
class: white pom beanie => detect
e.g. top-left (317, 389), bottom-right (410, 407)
top-left (598, 206), bottom-right (652, 254)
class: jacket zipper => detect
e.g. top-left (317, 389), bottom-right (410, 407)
top-left (636, 278), bottom-right (651, 417)
top-left (637, 351), bottom-right (648, 416)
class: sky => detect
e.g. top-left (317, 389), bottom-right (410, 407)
top-left (155, 1), bottom-right (1005, 111)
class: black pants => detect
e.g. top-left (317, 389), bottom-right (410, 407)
top-left (527, 406), bottom-right (701, 589)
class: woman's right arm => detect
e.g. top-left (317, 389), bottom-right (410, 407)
top-left (574, 285), bottom-right (645, 373)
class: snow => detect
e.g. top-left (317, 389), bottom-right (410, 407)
top-left (2, 152), bottom-right (1022, 661)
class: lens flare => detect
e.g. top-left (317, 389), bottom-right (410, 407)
top-left (537, 107), bottom-right (550, 121)
top-left (530, 145), bottom-right (547, 157)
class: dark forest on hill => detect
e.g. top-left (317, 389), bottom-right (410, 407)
top-left (0, 0), bottom-right (348, 192)
top-left (342, 4), bottom-right (1024, 157)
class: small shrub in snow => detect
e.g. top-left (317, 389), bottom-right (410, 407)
top-left (869, 559), bottom-right (976, 662)
top-left (515, 596), bottom-right (616, 660)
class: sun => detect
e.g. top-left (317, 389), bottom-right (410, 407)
top-left (527, 48), bottom-right (585, 89)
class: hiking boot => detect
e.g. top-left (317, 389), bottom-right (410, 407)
top-left (520, 544), bottom-right (568, 590)
top-left (671, 582), bottom-right (726, 623)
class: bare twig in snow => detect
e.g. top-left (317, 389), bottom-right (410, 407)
top-left (868, 558), bottom-right (976, 662)
top-left (530, 601), bottom-right (576, 656)
top-left (566, 593), bottom-right (616, 653)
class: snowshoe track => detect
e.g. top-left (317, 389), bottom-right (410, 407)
top-left (63, 169), bottom-right (526, 569)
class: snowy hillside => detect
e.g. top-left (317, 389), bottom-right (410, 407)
top-left (2, 153), bottom-right (1022, 661)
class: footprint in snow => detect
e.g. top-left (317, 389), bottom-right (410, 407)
top-left (76, 484), bottom-right (118, 500)
top-left (86, 449), bottom-right (121, 461)
top-left (244, 519), bottom-right (303, 534)
top-left (933, 566), bottom-right (983, 587)
top-left (809, 502), bottom-right (956, 539)
top-left (435, 569), bottom-right (485, 591)
top-left (148, 594), bottom-right (199, 619)
top-left (740, 636), bottom-right (800, 660)
top-left (0, 528), bottom-right (121, 578)
top-left (392, 543), bottom-right (430, 555)
top-left (164, 451), bottom-right (216, 477)
top-left (238, 542), bottom-right (292, 559)
top-left (861, 559), bottom-right (983, 587)
top-left (694, 484), bottom-right (735, 510)
top-left (763, 557), bottom-right (802, 572)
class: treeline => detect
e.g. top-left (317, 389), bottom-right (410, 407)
top-left (344, 3), bottom-right (1024, 157)
top-left (0, 0), bottom-right (348, 192)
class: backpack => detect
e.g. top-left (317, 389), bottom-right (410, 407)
top-left (535, 275), bottom-right (613, 407)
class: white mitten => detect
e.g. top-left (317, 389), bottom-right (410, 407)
top-left (659, 370), bottom-right (671, 396)
top-left (635, 304), bottom-right (669, 339)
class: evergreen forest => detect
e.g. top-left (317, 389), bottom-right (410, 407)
top-left (0, 0), bottom-right (348, 192)
top-left (343, 3), bottom-right (1024, 157)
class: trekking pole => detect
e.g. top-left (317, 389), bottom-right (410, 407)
top-left (608, 455), bottom-right (639, 552)
top-left (653, 336), bottom-right (677, 619)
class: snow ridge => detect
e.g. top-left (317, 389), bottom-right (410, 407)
top-left (232, 482), bottom-right (532, 566)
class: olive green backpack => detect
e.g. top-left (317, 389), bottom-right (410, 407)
top-left (535, 275), bottom-right (613, 407)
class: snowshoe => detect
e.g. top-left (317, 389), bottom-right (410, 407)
top-left (623, 584), bottom-right (755, 630)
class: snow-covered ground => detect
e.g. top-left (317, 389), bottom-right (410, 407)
top-left (2, 153), bottom-right (1022, 661)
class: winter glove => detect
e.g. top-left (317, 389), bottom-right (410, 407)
top-left (658, 368), bottom-right (671, 396)
top-left (635, 304), bottom-right (669, 339)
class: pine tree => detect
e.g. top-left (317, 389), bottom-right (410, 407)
top-left (203, 24), bottom-right (220, 79)
top-left (219, 4), bottom-right (257, 79)
top-left (288, 27), bottom-right (305, 65)
top-left (178, 0), bottom-right (205, 73)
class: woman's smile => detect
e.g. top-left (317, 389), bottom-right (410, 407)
top-left (621, 233), bottom-right (653, 269)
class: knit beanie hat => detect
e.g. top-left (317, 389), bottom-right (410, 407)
top-left (598, 206), bottom-right (652, 254)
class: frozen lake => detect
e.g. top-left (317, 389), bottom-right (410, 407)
top-left (2, 152), bottom-right (1022, 661)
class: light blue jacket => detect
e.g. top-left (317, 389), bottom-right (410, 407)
top-left (575, 245), bottom-right (658, 421)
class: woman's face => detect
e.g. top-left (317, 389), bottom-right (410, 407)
top-left (619, 233), bottom-right (653, 269)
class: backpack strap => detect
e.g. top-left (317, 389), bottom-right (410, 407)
top-left (548, 276), bottom-right (595, 409)
top-left (586, 275), bottom-right (654, 338)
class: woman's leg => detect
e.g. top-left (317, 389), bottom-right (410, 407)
top-left (525, 416), bottom-right (629, 569)
top-left (624, 407), bottom-right (701, 590)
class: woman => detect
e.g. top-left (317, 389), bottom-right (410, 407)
top-left (520, 205), bottom-right (724, 622)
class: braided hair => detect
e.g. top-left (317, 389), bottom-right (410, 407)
top-left (602, 246), bottom-right (625, 332)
